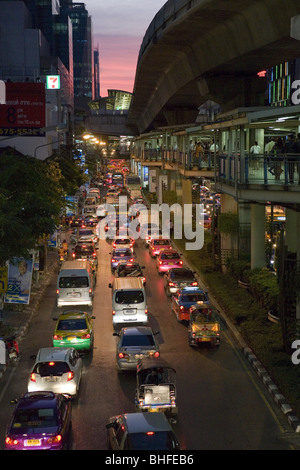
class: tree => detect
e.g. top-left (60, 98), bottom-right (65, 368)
top-left (0, 149), bottom-right (66, 265)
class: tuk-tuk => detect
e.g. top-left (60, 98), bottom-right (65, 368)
top-left (188, 301), bottom-right (220, 347)
top-left (135, 358), bottom-right (178, 420)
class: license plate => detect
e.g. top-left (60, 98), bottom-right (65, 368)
top-left (68, 292), bottom-right (80, 297)
top-left (67, 336), bottom-right (77, 341)
top-left (124, 309), bottom-right (135, 315)
top-left (134, 354), bottom-right (144, 359)
top-left (25, 439), bottom-right (41, 447)
top-left (46, 377), bottom-right (57, 382)
top-left (200, 337), bottom-right (210, 342)
top-left (149, 408), bottom-right (160, 412)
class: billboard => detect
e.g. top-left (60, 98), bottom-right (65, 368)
top-left (4, 257), bottom-right (33, 305)
top-left (0, 82), bottom-right (45, 137)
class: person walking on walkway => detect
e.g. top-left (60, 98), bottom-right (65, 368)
top-left (250, 141), bottom-right (261, 169)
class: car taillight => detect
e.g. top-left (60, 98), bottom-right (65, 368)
top-left (159, 261), bottom-right (162, 265)
top-left (169, 282), bottom-right (175, 286)
top-left (145, 308), bottom-right (148, 314)
top-left (67, 372), bottom-right (74, 381)
top-left (81, 333), bottom-right (91, 339)
top-left (93, 252), bottom-right (96, 257)
top-left (154, 351), bottom-right (160, 357)
top-left (191, 282), bottom-right (198, 286)
top-left (112, 310), bottom-right (115, 315)
top-left (146, 432), bottom-right (155, 436)
top-left (129, 258), bottom-right (134, 262)
top-left (113, 243), bottom-right (116, 248)
top-left (53, 334), bottom-right (62, 340)
top-left (89, 288), bottom-right (92, 296)
top-left (72, 252), bottom-right (75, 258)
top-left (5, 437), bottom-right (19, 446)
top-left (56, 289), bottom-right (59, 295)
top-left (180, 306), bottom-right (186, 311)
top-left (112, 258), bottom-right (116, 262)
top-left (179, 260), bottom-right (183, 265)
top-left (142, 277), bottom-right (146, 283)
top-left (30, 373), bottom-right (36, 382)
top-left (47, 435), bottom-right (62, 444)
top-left (118, 352), bottom-right (129, 359)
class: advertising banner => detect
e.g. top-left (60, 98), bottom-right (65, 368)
top-left (0, 82), bottom-right (45, 137)
top-left (4, 258), bottom-right (33, 305)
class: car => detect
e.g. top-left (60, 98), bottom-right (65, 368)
top-left (106, 412), bottom-right (180, 450)
top-left (72, 242), bottom-right (98, 267)
top-left (139, 223), bottom-right (160, 244)
top-left (113, 326), bottom-right (160, 372)
top-left (70, 216), bottom-right (84, 228)
top-left (52, 310), bottom-right (96, 351)
top-left (149, 238), bottom-right (172, 257)
top-left (156, 249), bottom-right (183, 274)
top-left (112, 237), bottom-right (134, 249)
top-left (70, 227), bottom-right (98, 246)
top-left (163, 267), bottom-right (198, 296)
top-left (27, 347), bottom-right (83, 398)
top-left (171, 287), bottom-right (209, 321)
top-left (115, 261), bottom-right (146, 284)
top-left (5, 391), bottom-right (72, 450)
top-left (110, 247), bottom-right (134, 272)
top-left (83, 215), bottom-right (98, 227)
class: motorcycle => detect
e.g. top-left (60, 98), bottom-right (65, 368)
top-left (4, 335), bottom-right (19, 363)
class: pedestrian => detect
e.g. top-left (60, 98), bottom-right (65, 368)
top-left (270, 138), bottom-right (284, 180)
top-left (265, 137), bottom-right (276, 155)
top-left (284, 133), bottom-right (296, 183)
top-left (250, 141), bottom-right (261, 170)
top-left (292, 133), bottom-right (300, 183)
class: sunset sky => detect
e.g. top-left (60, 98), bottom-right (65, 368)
top-left (86, 0), bottom-right (166, 97)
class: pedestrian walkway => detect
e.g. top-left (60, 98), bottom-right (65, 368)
top-left (0, 250), bottom-right (58, 377)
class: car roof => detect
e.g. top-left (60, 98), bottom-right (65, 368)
top-left (17, 392), bottom-right (58, 409)
top-left (179, 287), bottom-right (204, 293)
top-left (121, 326), bottom-right (153, 336)
top-left (169, 267), bottom-right (192, 273)
top-left (123, 412), bottom-right (172, 433)
top-left (58, 310), bottom-right (88, 319)
top-left (36, 347), bottom-right (72, 363)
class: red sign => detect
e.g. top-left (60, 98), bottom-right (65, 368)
top-left (0, 82), bottom-right (45, 136)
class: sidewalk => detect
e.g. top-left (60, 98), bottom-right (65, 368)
top-left (0, 250), bottom-right (58, 378)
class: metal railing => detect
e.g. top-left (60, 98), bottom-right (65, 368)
top-left (217, 153), bottom-right (300, 186)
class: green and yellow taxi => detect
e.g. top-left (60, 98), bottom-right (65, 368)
top-left (52, 310), bottom-right (95, 351)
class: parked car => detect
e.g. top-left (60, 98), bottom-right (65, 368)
top-left (5, 391), bottom-right (72, 450)
top-left (52, 310), bottom-right (96, 351)
top-left (27, 347), bottom-right (83, 398)
top-left (115, 261), bottom-right (146, 284)
top-left (106, 412), bottom-right (180, 450)
top-left (156, 249), bottom-right (182, 274)
top-left (113, 326), bottom-right (160, 372)
top-left (163, 267), bottom-right (198, 296)
top-left (149, 238), bottom-right (172, 257)
top-left (171, 287), bottom-right (209, 321)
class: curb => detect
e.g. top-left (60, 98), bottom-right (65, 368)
top-left (170, 238), bottom-right (300, 433)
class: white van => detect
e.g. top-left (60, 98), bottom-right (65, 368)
top-left (109, 278), bottom-right (148, 326)
top-left (57, 260), bottom-right (95, 308)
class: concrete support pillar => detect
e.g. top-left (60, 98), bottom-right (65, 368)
top-left (168, 170), bottom-right (178, 192)
top-left (251, 204), bottom-right (266, 269)
top-left (285, 208), bottom-right (298, 253)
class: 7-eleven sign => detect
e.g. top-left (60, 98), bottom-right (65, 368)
top-left (46, 75), bottom-right (60, 90)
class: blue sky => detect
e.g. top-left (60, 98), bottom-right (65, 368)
top-left (86, 0), bottom-right (166, 96)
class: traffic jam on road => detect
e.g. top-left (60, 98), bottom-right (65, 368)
top-left (4, 160), bottom-right (221, 451)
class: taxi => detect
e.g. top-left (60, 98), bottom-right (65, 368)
top-left (149, 238), bottom-right (172, 257)
top-left (156, 249), bottom-right (182, 274)
top-left (171, 287), bottom-right (209, 321)
top-left (52, 310), bottom-right (96, 351)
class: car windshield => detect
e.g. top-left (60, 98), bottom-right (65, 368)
top-left (154, 240), bottom-right (170, 245)
top-left (128, 432), bottom-right (177, 450)
top-left (171, 270), bottom-right (194, 279)
top-left (121, 334), bottom-right (155, 347)
top-left (75, 246), bottom-right (94, 254)
top-left (11, 408), bottom-right (59, 434)
top-left (57, 318), bottom-right (88, 330)
top-left (115, 239), bottom-right (131, 244)
top-left (33, 362), bottom-right (70, 376)
top-left (115, 291), bottom-right (144, 304)
top-left (181, 293), bottom-right (207, 302)
top-left (114, 249), bottom-right (132, 257)
top-left (59, 277), bottom-right (89, 288)
top-left (79, 230), bottom-right (94, 236)
top-left (161, 253), bottom-right (179, 259)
